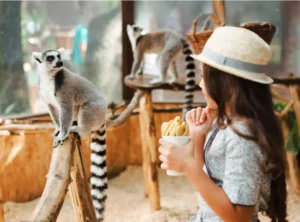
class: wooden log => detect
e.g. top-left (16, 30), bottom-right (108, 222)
top-left (273, 76), bottom-right (300, 85)
top-left (212, 0), bottom-right (226, 25)
top-left (289, 84), bottom-right (300, 129)
top-left (0, 124), bottom-right (55, 131)
top-left (140, 117), bottom-right (149, 198)
top-left (288, 83), bottom-right (300, 194)
top-left (30, 133), bottom-right (76, 221)
top-left (138, 92), bottom-right (161, 211)
top-left (69, 136), bottom-right (97, 222)
top-left (286, 151), bottom-right (300, 195)
top-left (121, 0), bottom-right (135, 101)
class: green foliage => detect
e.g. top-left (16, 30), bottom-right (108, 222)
top-left (273, 99), bottom-right (300, 155)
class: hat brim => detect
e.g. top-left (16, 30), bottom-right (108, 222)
top-left (191, 54), bottom-right (274, 85)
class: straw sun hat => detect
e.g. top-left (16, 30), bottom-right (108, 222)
top-left (191, 26), bottom-right (274, 84)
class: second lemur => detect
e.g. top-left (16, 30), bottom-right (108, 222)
top-left (32, 48), bottom-right (107, 222)
top-left (127, 24), bottom-right (196, 119)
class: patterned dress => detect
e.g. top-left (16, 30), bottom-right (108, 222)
top-left (189, 120), bottom-right (271, 222)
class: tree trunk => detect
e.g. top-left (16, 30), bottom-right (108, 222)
top-left (280, 1), bottom-right (295, 74)
top-left (84, 6), bottom-right (123, 104)
top-left (0, 1), bottom-right (30, 115)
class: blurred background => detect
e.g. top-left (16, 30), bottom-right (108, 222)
top-left (0, 0), bottom-right (299, 116)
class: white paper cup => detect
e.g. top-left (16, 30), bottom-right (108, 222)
top-left (162, 136), bottom-right (190, 176)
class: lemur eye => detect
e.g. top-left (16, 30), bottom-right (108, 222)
top-left (57, 55), bottom-right (61, 60)
top-left (46, 56), bottom-right (54, 62)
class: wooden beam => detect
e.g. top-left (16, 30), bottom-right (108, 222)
top-left (212, 0), bottom-right (226, 25)
top-left (30, 134), bottom-right (76, 221)
top-left (289, 78), bottom-right (300, 129)
top-left (273, 76), bottom-right (300, 85)
top-left (69, 137), bottom-right (97, 222)
top-left (288, 77), bottom-right (300, 194)
top-left (280, 1), bottom-right (295, 73)
top-left (121, 1), bottom-right (135, 101)
top-left (139, 92), bottom-right (161, 211)
top-left (30, 133), bottom-right (98, 222)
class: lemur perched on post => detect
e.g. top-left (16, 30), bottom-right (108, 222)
top-left (32, 48), bottom-right (107, 222)
top-left (127, 25), bottom-right (196, 119)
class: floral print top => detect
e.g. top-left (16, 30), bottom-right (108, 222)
top-left (189, 120), bottom-right (271, 222)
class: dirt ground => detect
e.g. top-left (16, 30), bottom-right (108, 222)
top-left (4, 166), bottom-right (300, 222)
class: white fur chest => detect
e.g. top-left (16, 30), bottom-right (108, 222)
top-left (39, 75), bottom-right (60, 109)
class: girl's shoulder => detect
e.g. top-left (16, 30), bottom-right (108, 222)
top-left (220, 118), bottom-right (266, 162)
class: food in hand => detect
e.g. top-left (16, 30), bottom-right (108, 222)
top-left (161, 116), bottom-right (189, 136)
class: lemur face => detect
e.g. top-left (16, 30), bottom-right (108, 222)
top-left (127, 24), bottom-right (143, 40)
top-left (32, 48), bottom-right (64, 74)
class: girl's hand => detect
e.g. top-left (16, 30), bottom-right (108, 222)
top-left (186, 107), bottom-right (215, 137)
top-left (158, 138), bottom-right (194, 173)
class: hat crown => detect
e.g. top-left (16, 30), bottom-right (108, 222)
top-left (205, 26), bottom-right (271, 65)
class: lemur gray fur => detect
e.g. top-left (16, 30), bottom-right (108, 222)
top-left (127, 24), bottom-right (196, 119)
top-left (32, 48), bottom-right (107, 222)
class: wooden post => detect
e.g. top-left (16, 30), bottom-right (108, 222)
top-left (288, 82), bottom-right (300, 194)
top-left (139, 91), bottom-right (161, 211)
top-left (289, 84), bottom-right (300, 129)
top-left (30, 134), bottom-right (76, 221)
top-left (212, 0), bottom-right (226, 25)
top-left (31, 133), bottom-right (97, 222)
top-left (69, 136), bottom-right (97, 222)
top-left (281, 120), bottom-right (300, 194)
top-left (121, 0), bottom-right (135, 101)
top-left (140, 116), bottom-right (149, 198)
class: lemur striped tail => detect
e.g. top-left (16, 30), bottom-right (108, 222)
top-left (182, 41), bottom-right (196, 121)
top-left (90, 123), bottom-right (107, 222)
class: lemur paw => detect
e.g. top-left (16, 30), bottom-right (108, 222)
top-left (167, 79), bottom-right (177, 84)
top-left (53, 138), bottom-right (64, 148)
top-left (53, 133), bottom-right (68, 148)
top-left (128, 74), bottom-right (135, 80)
top-left (52, 128), bottom-right (60, 137)
top-left (149, 79), bottom-right (164, 85)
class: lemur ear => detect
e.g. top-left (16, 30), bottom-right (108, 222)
top-left (57, 48), bottom-right (65, 53)
top-left (32, 52), bottom-right (42, 64)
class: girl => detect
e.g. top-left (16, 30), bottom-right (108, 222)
top-left (158, 26), bottom-right (287, 222)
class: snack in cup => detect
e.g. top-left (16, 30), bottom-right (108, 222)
top-left (161, 116), bottom-right (190, 176)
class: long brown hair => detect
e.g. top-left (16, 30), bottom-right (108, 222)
top-left (203, 64), bottom-right (287, 221)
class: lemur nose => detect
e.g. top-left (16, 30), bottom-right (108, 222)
top-left (56, 61), bottom-right (63, 67)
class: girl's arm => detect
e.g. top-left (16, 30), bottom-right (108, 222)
top-left (184, 159), bottom-right (255, 222)
top-left (184, 129), bottom-right (263, 222)
top-left (191, 134), bottom-right (206, 168)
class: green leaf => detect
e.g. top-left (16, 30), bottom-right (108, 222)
top-left (273, 99), bottom-right (300, 155)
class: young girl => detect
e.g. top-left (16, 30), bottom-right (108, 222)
top-left (158, 26), bottom-right (287, 221)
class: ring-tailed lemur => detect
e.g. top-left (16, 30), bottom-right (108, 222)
top-left (32, 48), bottom-right (107, 222)
top-left (127, 24), bottom-right (195, 120)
